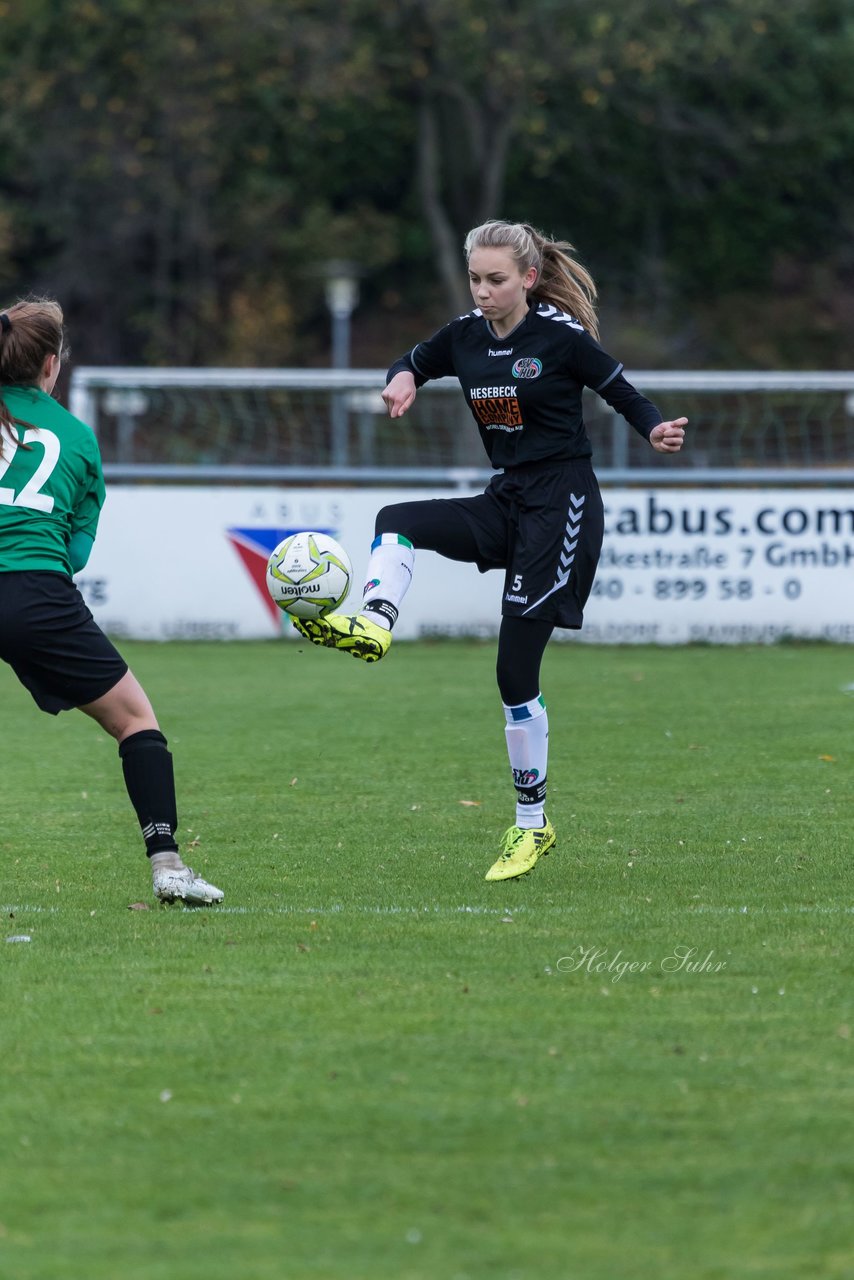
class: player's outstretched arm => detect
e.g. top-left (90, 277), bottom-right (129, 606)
top-left (649, 418), bottom-right (688, 453)
top-left (382, 371), bottom-right (418, 418)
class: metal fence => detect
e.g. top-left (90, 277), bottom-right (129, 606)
top-left (69, 368), bottom-right (854, 485)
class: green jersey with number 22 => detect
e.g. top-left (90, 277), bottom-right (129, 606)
top-left (0, 386), bottom-right (105, 575)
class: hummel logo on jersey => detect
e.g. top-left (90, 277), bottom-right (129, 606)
top-left (512, 357), bottom-right (542, 379)
top-left (488, 348), bottom-right (513, 357)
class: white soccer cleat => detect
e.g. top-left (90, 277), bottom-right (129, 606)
top-left (153, 866), bottom-right (224, 906)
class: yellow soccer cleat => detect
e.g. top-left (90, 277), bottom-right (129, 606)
top-left (484, 818), bottom-right (556, 882)
top-left (292, 612), bottom-right (392, 663)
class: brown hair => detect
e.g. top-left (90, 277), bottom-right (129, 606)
top-left (463, 220), bottom-right (599, 339)
top-left (0, 297), bottom-right (67, 451)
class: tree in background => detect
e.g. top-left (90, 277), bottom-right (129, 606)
top-left (0, 0), bottom-right (404, 364)
top-left (0, 0), bottom-right (851, 368)
top-left (367, 0), bottom-right (854, 365)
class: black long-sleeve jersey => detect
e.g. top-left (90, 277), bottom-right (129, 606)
top-left (386, 299), bottom-right (663, 470)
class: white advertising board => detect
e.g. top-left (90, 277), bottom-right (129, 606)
top-left (579, 488), bottom-right (854, 644)
top-left (76, 486), bottom-right (854, 644)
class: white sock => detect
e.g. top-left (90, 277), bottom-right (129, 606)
top-left (503, 694), bottom-right (548, 828)
top-left (360, 533), bottom-right (415, 631)
top-left (149, 849), bottom-right (186, 874)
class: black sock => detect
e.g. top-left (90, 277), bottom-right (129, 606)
top-left (118, 729), bottom-right (179, 857)
top-left (362, 599), bottom-right (399, 629)
top-left (515, 779), bottom-right (548, 810)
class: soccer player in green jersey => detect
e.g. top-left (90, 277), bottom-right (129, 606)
top-left (296, 221), bottom-right (687, 882)
top-left (0, 297), bottom-right (223, 905)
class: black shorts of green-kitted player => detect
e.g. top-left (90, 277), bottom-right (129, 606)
top-left (0, 570), bottom-right (127, 713)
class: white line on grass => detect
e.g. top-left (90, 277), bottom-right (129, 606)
top-left (3, 902), bottom-right (853, 917)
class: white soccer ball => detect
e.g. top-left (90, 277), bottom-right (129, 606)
top-left (266, 531), bottom-right (353, 620)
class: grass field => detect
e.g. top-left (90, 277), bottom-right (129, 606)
top-left (1, 638), bottom-right (852, 1280)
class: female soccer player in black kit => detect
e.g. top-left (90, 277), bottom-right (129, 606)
top-left (295, 221), bottom-right (686, 882)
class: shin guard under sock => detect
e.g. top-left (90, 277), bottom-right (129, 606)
top-left (118, 729), bottom-right (180, 857)
top-left (503, 695), bottom-right (549, 828)
top-left (361, 533), bottom-right (414, 630)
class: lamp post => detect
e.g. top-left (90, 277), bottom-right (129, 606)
top-left (325, 260), bottom-right (359, 368)
top-left (324, 260), bottom-right (360, 466)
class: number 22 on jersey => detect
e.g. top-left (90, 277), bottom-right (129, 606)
top-left (0, 428), bottom-right (60, 512)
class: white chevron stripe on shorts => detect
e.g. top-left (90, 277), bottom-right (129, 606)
top-left (523, 493), bottom-right (586, 614)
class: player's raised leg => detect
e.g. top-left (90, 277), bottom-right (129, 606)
top-left (293, 532), bottom-right (414, 662)
top-left (294, 497), bottom-right (486, 661)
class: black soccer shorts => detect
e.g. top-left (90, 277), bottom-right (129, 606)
top-left (378, 458), bottom-right (604, 629)
top-left (0, 571), bottom-right (129, 714)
